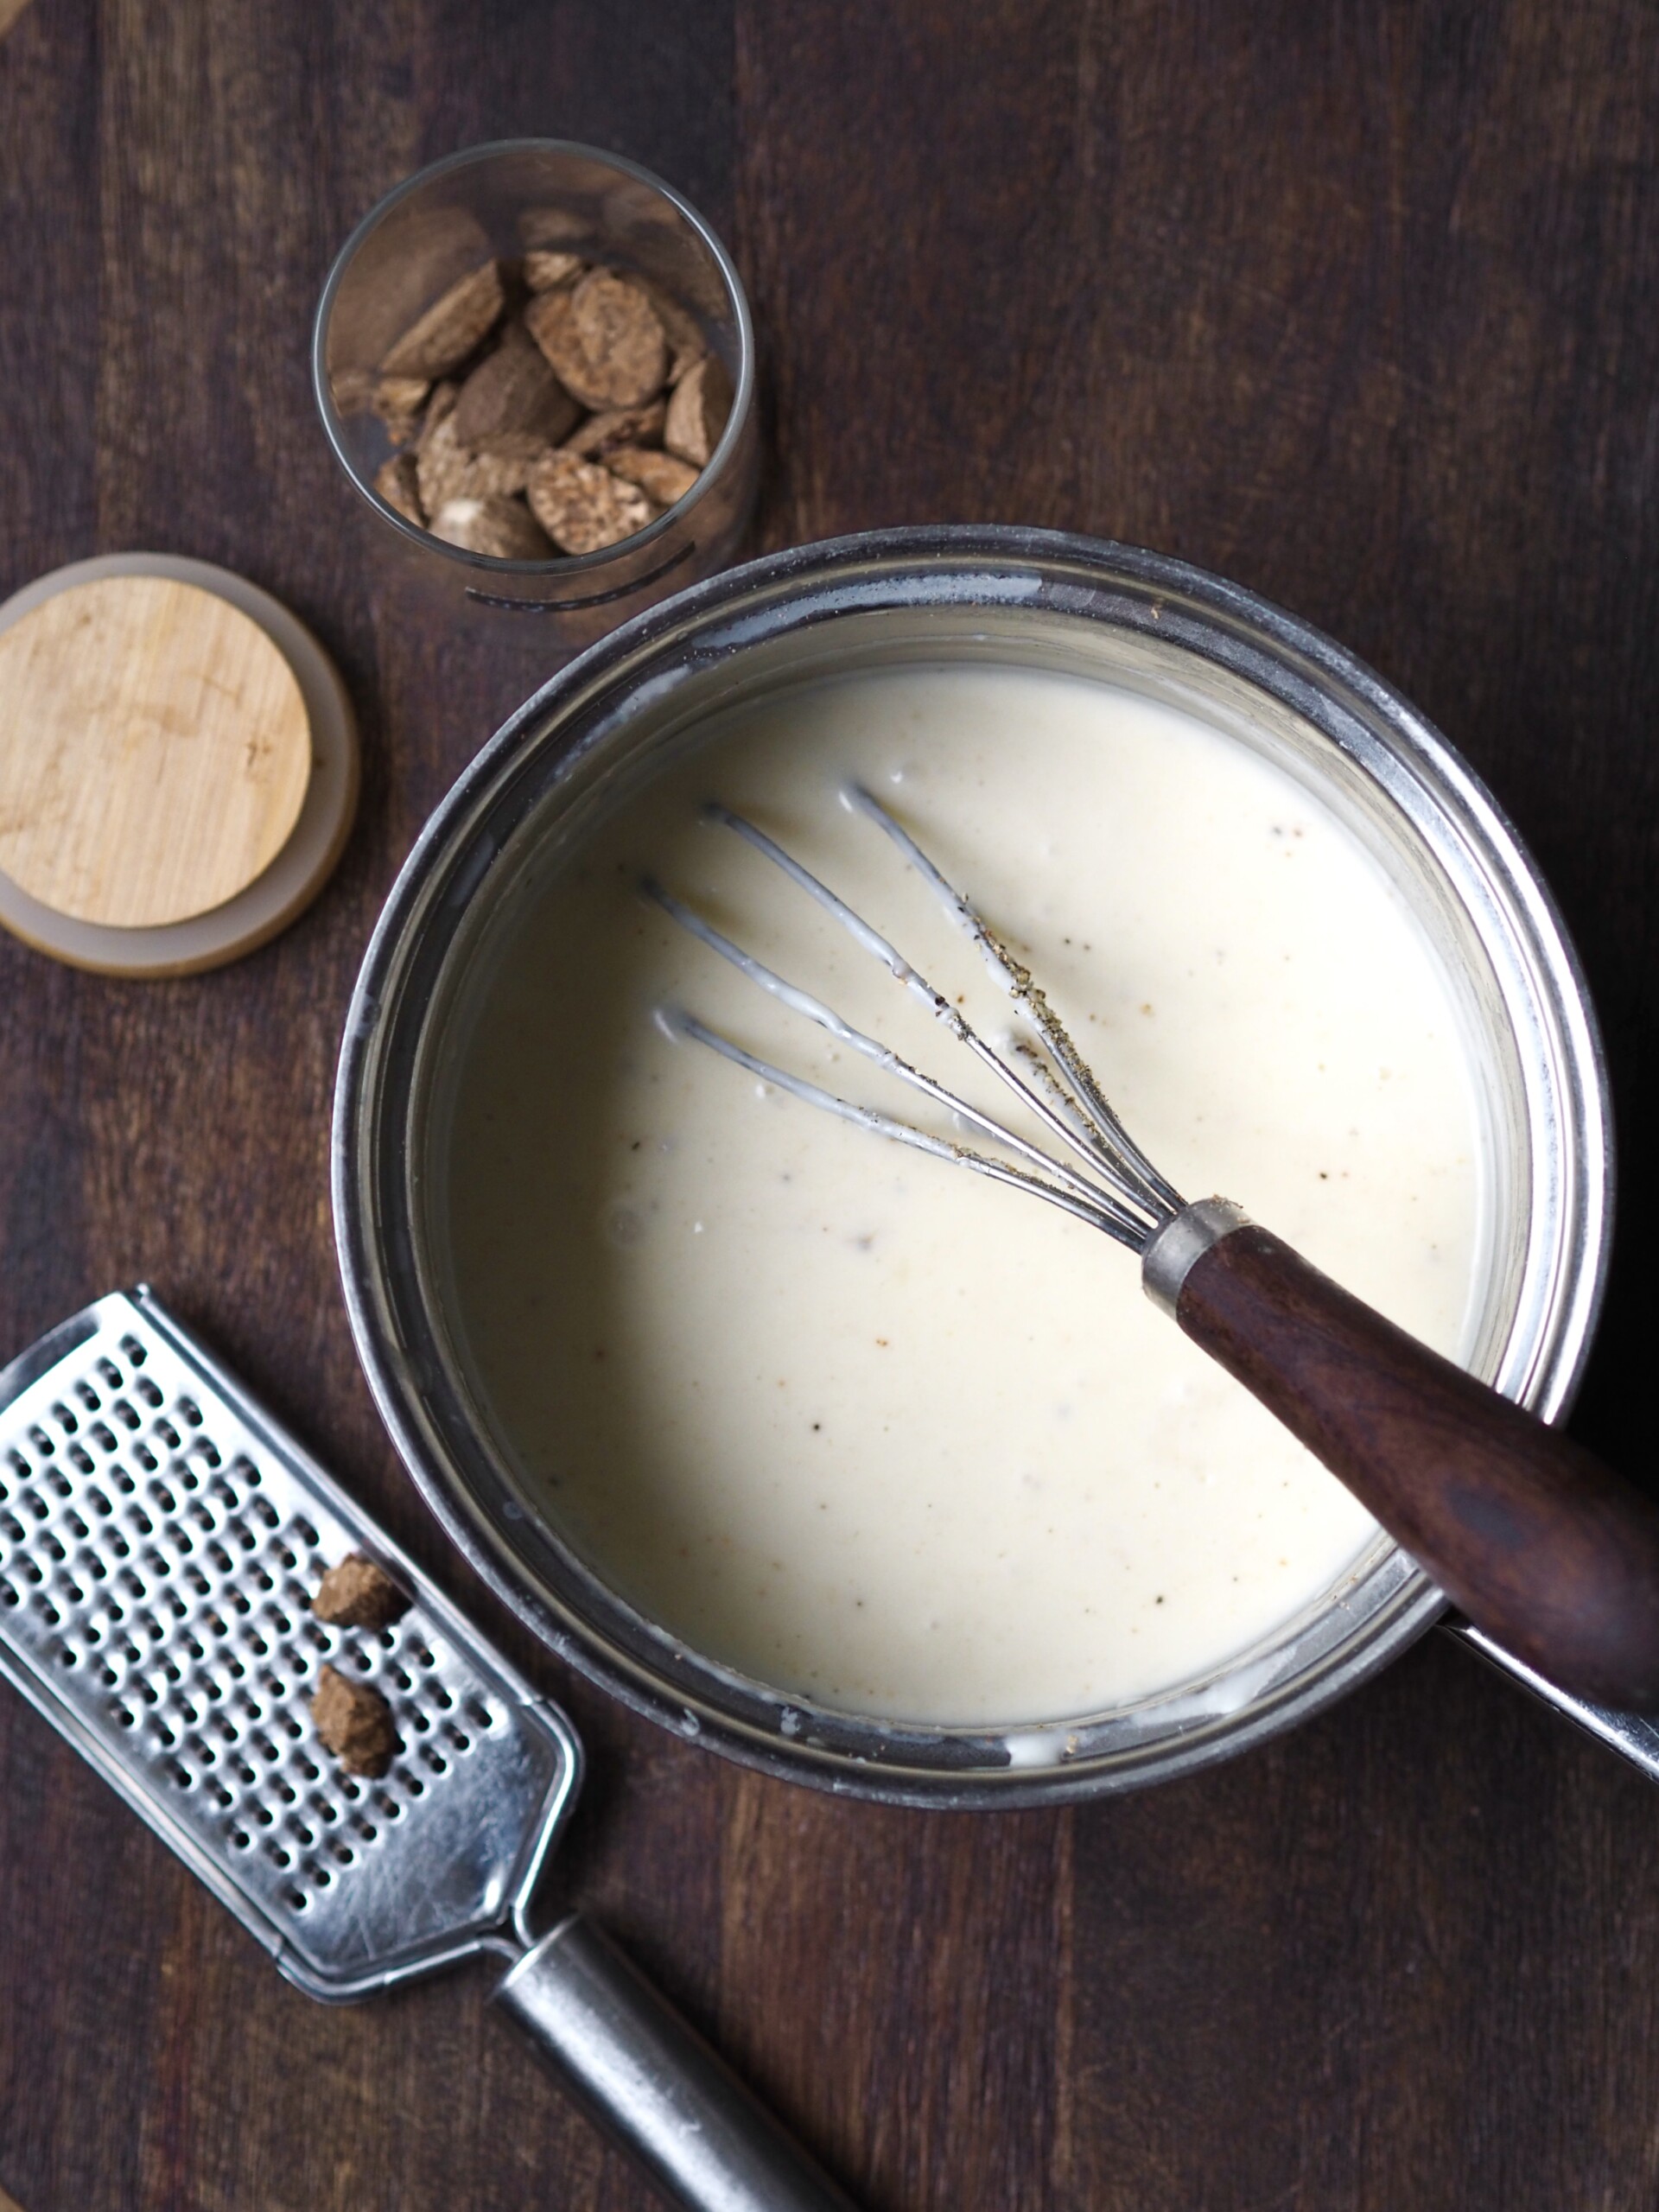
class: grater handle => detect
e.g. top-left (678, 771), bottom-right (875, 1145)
top-left (493, 1911), bottom-right (859, 2212)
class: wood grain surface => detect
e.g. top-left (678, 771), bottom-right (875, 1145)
top-left (0, 575), bottom-right (311, 927)
top-left (3, 3), bottom-right (1658, 2208)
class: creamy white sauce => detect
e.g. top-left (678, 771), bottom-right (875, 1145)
top-left (446, 665), bottom-right (1482, 1727)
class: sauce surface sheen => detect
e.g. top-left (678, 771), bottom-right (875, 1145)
top-left (446, 665), bottom-right (1481, 1726)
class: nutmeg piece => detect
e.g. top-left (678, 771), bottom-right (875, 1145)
top-left (372, 375), bottom-right (432, 446)
top-left (429, 495), bottom-right (555, 560)
top-left (664, 353), bottom-right (733, 467)
top-left (311, 1663), bottom-right (399, 1778)
top-left (313, 1552), bottom-right (410, 1630)
top-left (560, 398), bottom-right (668, 460)
top-left (452, 322), bottom-right (581, 448)
top-left (373, 453), bottom-right (425, 527)
top-left (525, 270), bottom-right (668, 410)
top-left (606, 445), bottom-right (699, 507)
top-left (524, 250), bottom-right (586, 294)
top-left (415, 406), bottom-right (474, 515)
top-left (380, 260), bottom-right (506, 380)
top-left (527, 449), bottom-right (658, 553)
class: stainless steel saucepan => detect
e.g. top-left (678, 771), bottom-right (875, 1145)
top-left (334, 524), bottom-right (1645, 1805)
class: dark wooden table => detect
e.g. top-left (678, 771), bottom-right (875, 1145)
top-left (4, 3), bottom-right (1659, 2205)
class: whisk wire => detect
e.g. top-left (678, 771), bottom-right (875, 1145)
top-left (843, 785), bottom-right (1184, 1217)
top-left (702, 802), bottom-right (1174, 1225)
top-left (651, 795), bottom-right (1185, 1252)
top-left (658, 1007), bottom-right (1154, 1244)
top-left (643, 880), bottom-right (1147, 1229)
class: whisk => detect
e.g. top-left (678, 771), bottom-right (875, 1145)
top-left (647, 788), bottom-right (1659, 1712)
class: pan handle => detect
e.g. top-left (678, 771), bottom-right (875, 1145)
top-left (493, 1912), bottom-right (859, 2212)
top-left (1442, 1617), bottom-right (1659, 1786)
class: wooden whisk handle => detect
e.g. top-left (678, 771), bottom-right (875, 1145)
top-left (1144, 1204), bottom-right (1659, 1711)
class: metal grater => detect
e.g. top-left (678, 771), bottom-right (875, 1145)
top-left (0, 1285), bottom-right (580, 1996)
top-left (0, 1287), bottom-right (856, 2212)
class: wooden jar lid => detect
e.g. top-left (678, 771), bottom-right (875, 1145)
top-left (0, 555), bottom-right (358, 976)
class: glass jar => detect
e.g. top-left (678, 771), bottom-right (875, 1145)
top-left (312, 140), bottom-right (759, 649)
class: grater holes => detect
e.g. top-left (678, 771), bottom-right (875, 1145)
top-left (41, 1529), bottom-right (65, 1562)
top-left (131, 1442), bottom-right (156, 1473)
top-left (88, 1421), bottom-right (117, 1453)
top-left (33, 1595), bottom-right (61, 1627)
top-left (52, 1400), bottom-right (79, 1433)
top-left (175, 1396), bottom-right (203, 1428)
top-left (118, 1333), bottom-right (146, 1366)
top-left (0, 1578), bottom-right (16, 1608)
top-left (147, 1478), bottom-right (176, 1515)
top-left (153, 1420), bottom-right (181, 1452)
top-left (17, 1559), bottom-right (42, 1586)
top-left (230, 1825), bottom-right (251, 1850)
top-left (26, 1425), bottom-right (53, 1456)
top-left (188, 1436), bottom-right (221, 1472)
top-left (0, 1512), bottom-right (22, 1544)
top-left (251, 1494), bottom-right (279, 1530)
top-left (136, 1379), bottom-right (162, 1409)
top-left (265, 1843), bottom-right (291, 1869)
top-left (442, 1723), bottom-right (472, 1754)
top-left (421, 1747), bottom-right (448, 1776)
top-left (110, 1395), bottom-right (140, 1431)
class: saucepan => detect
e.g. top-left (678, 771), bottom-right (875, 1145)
top-left (333, 525), bottom-right (1624, 1808)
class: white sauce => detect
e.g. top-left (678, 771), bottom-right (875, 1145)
top-left (446, 665), bottom-right (1482, 1727)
